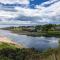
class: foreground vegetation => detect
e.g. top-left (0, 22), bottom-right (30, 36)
top-left (0, 42), bottom-right (60, 60)
top-left (2, 24), bottom-right (60, 37)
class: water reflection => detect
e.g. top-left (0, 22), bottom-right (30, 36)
top-left (0, 30), bottom-right (59, 50)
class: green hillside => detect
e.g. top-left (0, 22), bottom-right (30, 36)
top-left (0, 42), bottom-right (60, 60)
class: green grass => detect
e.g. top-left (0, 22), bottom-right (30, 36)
top-left (0, 42), bottom-right (17, 50)
top-left (0, 42), bottom-right (60, 60)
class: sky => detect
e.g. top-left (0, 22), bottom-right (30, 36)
top-left (0, 0), bottom-right (60, 27)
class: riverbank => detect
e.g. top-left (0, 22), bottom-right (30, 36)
top-left (0, 30), bottom-right (60, 60)
top-left (0, 36), bottom-right (24, 48)
top-left (8, 30), bottom-right (60, 37)
top-left (0, 42), bottom-right (60, 60)
top-left (1, 24), bottom-right (60, 37)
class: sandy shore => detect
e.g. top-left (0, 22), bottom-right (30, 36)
top-left (0, 36), bottom-right (13, 43)
top-left (0, 36), bottom-right (24, 48)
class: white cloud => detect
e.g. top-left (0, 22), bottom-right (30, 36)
top-left (0, 0), bottom-right (60, 25)
top-left (41, 0), bottom-right (58, 6)
top-left (0, 20), bottom-right (37, 26)
top-left (0, 20), bottom-right (31, 24)
top-left (0, 10), bottom-right (20, 21)
top-left (17, 0), bottom-right (60, 23)
top-left (0, 0), bottom-right (29, 4)
top-left (15, 0), bottom-right (60, 17)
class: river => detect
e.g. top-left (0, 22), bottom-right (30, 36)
top-left (0, 30), bottom-right (60, 50)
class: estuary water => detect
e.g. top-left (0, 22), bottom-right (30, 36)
top-left (0, 30), bottom-right (59, 50)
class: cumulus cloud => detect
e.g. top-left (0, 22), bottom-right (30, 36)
top-left (0, 0), bottom-right (60, 25)
top-left (14, 0), bottom-right (60, 23)
top-left (15, 0), bottom-right (60, 17)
